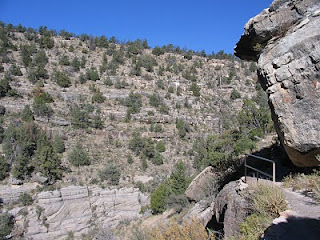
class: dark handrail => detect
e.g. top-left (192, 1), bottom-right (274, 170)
top-left (244, 154), bottom-right (276, 183)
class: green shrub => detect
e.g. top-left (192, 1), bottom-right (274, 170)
top-left (68, 45), bottom-right (74, 52)
top-left (152, 46), bottom-right (165, 56)
top-left (156, 79), bottom-right (165, 89)
top-left (190, 82), bottom-right (200, 97)
top-left (114, 79), bottom-right (128, 89)
top-left (122, 92), bottom-right (142, 115)
top-left (80, 56), bottom-right (86, 68)
top-left (0, 213), bottom-right (14, 239)
top-left (156, 141), bottom-right (166, 153)
top-left (79, 73), bottom-right (87, 84)
top-left (86, 68), bottom-right (100, 81)
top-left (92, 89), bottom-right (105, 103)
top-left (0, 155), bottom-right (9, 180)
top-left (21, 105), bottom-right (34, 121)
top-left (0, 75), bottom-right (11, 97)
top-left (151, 152), bottom-right (163, 165)
top-left (129, 133), bottom-right (156, 160)
top-left (59, 55), bottom-right (70, 66)
top-left (68, 141), bottom-right (90, 166)
top-left (240, 213), bottom-right (271, 240)
top-left (252, 184), bottom-right (287, 217)
top-left (39, 35), bottom-right (54, 49)
top-left (168, 86), bottom-right (175, 93)
top-left (3, 123), bottom-right (38, 179)
top-left (176, 119), bottom-right (190, 139)
top-left (230, 89), bottom-right (241, 100)
top-left (9, 64), bottom-right (23, 76)
top-left (104, 77), bottom-right (113, 86)
top-left (52, 134), bottom-right (65, 153)
top-left (169, 161), bottom-right (188, 195)
top-left (0, 105), bottom-right (5, 116)
top-left (27, 50), bottom-right (49, 83)
top-left (33, 132), bottom-right (63, 182)
top-left (21, 44), bottom-right (36, 67)
top-left (51, 70), bottom-right (71, 88)
top-left (70, 105), bottom-right (90, 129)
top-left (91, 109), bottom-right (104, 129)
top-left (19, 192), bottom-right (33, 206)
top-left (33, 98), bottom-right (53, 118)
top-left (149, 93), bottom-right (162, 108)
top-left (237, 98), bottom-right (272, 136)
top-left (99, 164), bottom-right (121, 185)
top-left (0, 126), bottom-right (4, 144)
top-left (150, 181), bottom-right (170, 214)
top-left (71, 57), bottom-right (80, 71)
top-left (239, 184), bottom-right (287, 240)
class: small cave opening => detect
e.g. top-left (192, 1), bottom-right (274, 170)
top-left (206, 204), bottom-right (227, 239)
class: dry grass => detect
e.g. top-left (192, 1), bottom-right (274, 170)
top-left (252, 184), bottom-right (287, 217)
top-left (236, 184), bottom-right (288, 240)
top-left (148, 218), bottom-right (214, 240)
top-left (283, 171), bottom-right (320, 203)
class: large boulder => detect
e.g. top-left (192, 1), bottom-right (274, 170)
top-left (185, 166), bottom-right (218, 202)
top-left (213, 180), bottom-right (248, 238)
top-left (235, 0), bottom-right (320, 167)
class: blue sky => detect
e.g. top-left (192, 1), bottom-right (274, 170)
top-left (0, 0), bottom-right (273, 53)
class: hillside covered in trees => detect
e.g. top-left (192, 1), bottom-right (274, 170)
top-left (0, 22), bottom-right (274, 239)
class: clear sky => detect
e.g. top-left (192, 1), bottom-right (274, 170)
top-left (0, 0), bottom-right (273, 54)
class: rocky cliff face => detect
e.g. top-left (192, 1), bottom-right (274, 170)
top-left (235, 0), bottom-right (320, 167)
top-left (6, 185), bottom-right (148, 239)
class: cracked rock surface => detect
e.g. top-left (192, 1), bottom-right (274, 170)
top-left (9, 185), bottom-right (148, 240)
top-left (235, 0), bottom-right (320, 167)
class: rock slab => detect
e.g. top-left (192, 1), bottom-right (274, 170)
top-left (20, 185), bottom-right (148, 240)
top-left (235, 0), bottom-right (320, 167)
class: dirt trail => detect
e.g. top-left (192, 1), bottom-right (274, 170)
top-left (246, 177), bottom-right (320, 219)
top-left (282, 187), bottom-right (320, 219)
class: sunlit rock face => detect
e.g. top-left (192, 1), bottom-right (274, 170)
top-left (235, 0), bottom-right (320, 167)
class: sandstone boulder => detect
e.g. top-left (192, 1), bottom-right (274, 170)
top-left (235, 0), bottom-right (320, 166)
top-left (213, 180), bottom-right (248, 238)
top-left (185, 166), bottom-right (218, 202)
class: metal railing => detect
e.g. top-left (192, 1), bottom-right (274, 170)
top-left (244, 154), bottom-right (276, 183)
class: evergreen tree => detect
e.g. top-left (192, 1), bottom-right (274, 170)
top-left (150, 181), bottom-right (170, 214)
top-left (52, 134), bottom-right (65, 153)
top-left (21, 105), bottom-right (34, 122)
top-left (33, 136), bottom-right (62, 182)
top-left (68, 141), bottom-right (90, 166)
top-left (0, 155), bottom-right (9, 180)
top-left (170, 161), bottom-right (188, 195)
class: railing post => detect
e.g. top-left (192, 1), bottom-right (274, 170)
top-left (273, 161), bottom-right (276, 183)
top-left (244, 156), bottom-right (247, 183)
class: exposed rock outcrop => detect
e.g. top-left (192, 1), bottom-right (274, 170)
top-left (184, 178), bottom-right (249, 238)
top-left (235, 0), bottom-right (320, 167)
top-left (185, 166), bottom-right (218, 202)
top-left (9, 185), bottom-right (148, 240)
top-left (183, 200), bottom-right (214, 226)
top-left (213, 180), bottom-right (248, 238)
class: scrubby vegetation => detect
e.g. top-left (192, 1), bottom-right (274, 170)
top-left (150, 161), bottom-right (189, 214)
top-left (148, 218), bottom-right (214, 240)
top-left (238, 184), bottom-right (287, 240)
top-left (2, 121), bottom-right (63, 182)
top-left (0, 21), bottom-right (280, 239)
top-left (283, 170), bottom-right (320, 203)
